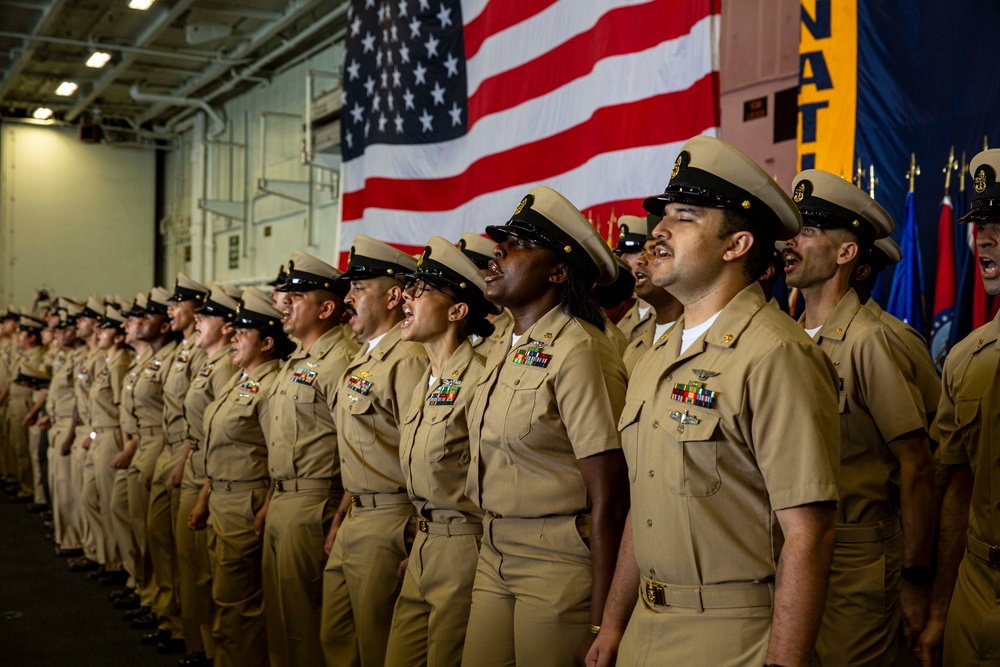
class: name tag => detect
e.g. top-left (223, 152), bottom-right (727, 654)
top-left (292, 368), bottom-right (317, 386)
top-left (511, 346), bottom-right (551, 368)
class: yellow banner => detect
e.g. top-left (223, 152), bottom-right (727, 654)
top-left (798, 0), bottom-right (857, 177)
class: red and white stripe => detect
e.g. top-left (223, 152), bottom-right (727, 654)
top-left (339, 0), bottom-right (720, 261)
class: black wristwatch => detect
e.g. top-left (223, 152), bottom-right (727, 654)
top-left (901, 565), bottom-right (934, 586)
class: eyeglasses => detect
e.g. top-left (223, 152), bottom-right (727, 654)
top-left (403, 278), bottom-right (451, 299)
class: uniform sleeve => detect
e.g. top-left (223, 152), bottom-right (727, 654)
top-left (555, 335), bottom-right (626, 460)
top-left (856, 328), bottom-right (928, 442)
top-left (110, 355), bottom-right (130, 406)
top-left (749, 342), bottom-right (841, 511)
top-left (389, 353), bottom-right (430, 425)
top-left (933, 351), bottom-right (969, 466)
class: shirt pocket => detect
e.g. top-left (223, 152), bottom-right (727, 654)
top-left (223, 394), bottom-right (258, 441)
top-left (347, 394), bottom-right (376, 446)
top-left (498, 369), bottom-right (546, 441)
top-left (668, 411), bottom-right (721, 497)
top-left (290, 384), bottom-right (318, 440)
top-left (617, 399), bottom-right (643, 483)
top-left (838, 389), bottom-right (850, 456)
top-left (412, 406), bottom-right (454, 462)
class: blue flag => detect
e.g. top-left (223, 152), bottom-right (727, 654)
top-left (886, 192), bottom-right (926, 334)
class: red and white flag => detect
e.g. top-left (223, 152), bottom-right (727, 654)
top-left (339, 0), bottom-right (720, 263)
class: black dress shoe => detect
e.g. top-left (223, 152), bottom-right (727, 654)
top-left (26, 503), bottom-right (48, 513)
top-left (54, 546), bottom-right (83, 558)
top-left (155, 638), bottom-right (186, 655)
top-left (39, 510), bottom-right (52, 521)
top-left (122, 605), bottom-right (150, 620)
top-left (86, 565), bottom-right (107, 579)
top-left (131, 613), bottom-right (160, 630)
top-left (114, 593), bottom-right (141, 610)
top-left (11, 494), bottom-right (32, 503)
top-left (178, 651), bottom-right (211, 666)
top-left (99, 570), bottom-right (129, 586)
top-left (68, 557), bottom-right (100, 572)
top-left (141, 629), bottom-right (171, 645)
top-left (109, 587), bottom-right (134, 601)
top-left (41, 521), bottom-right (53, 529)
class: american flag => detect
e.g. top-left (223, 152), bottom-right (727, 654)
top-left (339, 0), bottom-right (720, 261)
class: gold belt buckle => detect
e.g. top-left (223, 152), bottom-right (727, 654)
top-left (487, 511), bottom-right (503, 519)
top-left (418, 519), bottom-right (429, 533)
top-left (274, 479), bottom-right (284, 493)
top-left (351, 494), bottom-right (362, 508)
top-left (645, 582), bottom-right (667, 606)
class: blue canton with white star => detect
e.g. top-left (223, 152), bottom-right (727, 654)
top-left (342, 0), bottom-right (467, 161)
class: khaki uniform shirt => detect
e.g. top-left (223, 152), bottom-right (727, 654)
top-left (0, 338), bottom-right (12, 395)
top-left (616, 301), bottom-right (655, 343)
top-left (268, 326), bottom-right (359, 481)
top-left (72, 347), bottom-right (103, 428)
top-left (622, 319), bottom-right (676, 377)
top-left (335, 324), bottom-right (428, 494)
top-left (131, 340), bottom-right (178, 432)
top-left (204, 360), bottom-right (281, 483)
top-left (809, 290), bottom-right (927, 525)
top-left (89, 348), bottom-right (134, 429)
top-left (467, 306), bottom-right (627, 518)
top-left (935, 313), bottom-right (1000, 553)
top-left (471, 309), bottom-right (513, 357)
top-left (603, 314), bottom-right (630, 357)
top-left (120, 347), bottom-right (151, 437)
top-left (183, 345), bottom-right (238, 488)
top-left (162, 337), bottom-right (207, 445)
top-left (623, 283), bottom-right (840, 586)
top-left (865, 300), bottom-right (941, 424)
top-left (400, 339), bottom-right (484, 525)
top-left (45, 346), bottom-right (79, 421)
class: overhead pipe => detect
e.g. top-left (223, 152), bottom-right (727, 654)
top-left (0, 30), bottom-right (251, 65)
top-left (130, 84), bottom-right (226, 139)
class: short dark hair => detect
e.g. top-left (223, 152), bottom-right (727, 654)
top-left (718, 207), bottom-right (776, 282)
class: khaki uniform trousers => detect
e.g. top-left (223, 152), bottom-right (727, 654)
top-left (71, 427), bottom-right (97, 560)
top-left (81, 427), bottom-right (124, 567)
top-left (0, 402), bottom-right (12, 482)
top-left (460, 515), bottom-right (592, 667)
top-left (28, 421), bottom-right (46, 504)
top-left (7, 387), bottom-right (33, 496)
top-left (262, 484), bottom-right (341, 667)
top-left (49, 421), bottom-right (83, 549)
top-left (385, 525), bottom-right (481, 667)
top-left (148, 441), bottom-right (184, 637)
top-left (208, 482), bottom-right (270, 667)
top-left (814, 521), bottom-right (903, 666)
top-left (176, 483), bottom-right (214, 657)
top-left (129, 429), bottom-right (165, 609)
top-left (322, 497), bottom-right (416, 667)
top-left (617, 579), bottom-right (774, 666)
top-left (943, 546), bottom-right (1000, 665)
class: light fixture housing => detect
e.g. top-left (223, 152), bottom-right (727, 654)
top-left (86, 51), bottom-right (111, 68)
top-left (127, 0), bottom-right (155, 9)
top-left (33, 108), bottom-right (53, 120)
top-left (55, 81), bottom-right (78, 96)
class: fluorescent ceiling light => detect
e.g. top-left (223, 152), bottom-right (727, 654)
top-left (33, 108), bottom-right (53, 120)
top-left (55, 81), bottom-right (78, 96)
top-left (86, 52), bottom-right (111, 68)
top-left (128, 0), bottom-right (155, 9)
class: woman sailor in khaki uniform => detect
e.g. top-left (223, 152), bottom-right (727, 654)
top-left (461, 186), bottom-right (630, 666)
top-left (383, 237), bottom-right (497, 667)
top-left (191, 287), bottom-right (294, 667)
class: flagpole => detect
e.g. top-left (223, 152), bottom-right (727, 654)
top-left (942, 146), bottom-right (957, 197)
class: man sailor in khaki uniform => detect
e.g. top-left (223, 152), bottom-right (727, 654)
top-left (589, 137), bottom-right (841, 666)
top-left (783, 170), bottom-right (935, 664)
top-left (0, 309), bottom-right (19, 489)
top-left (126, 288), bottom-right (180, 637)
top-left (262, 251), bottom-right (358, 667)
top-left (321, 236), bottom-right (428, 667)
top-left (6, 315), bottom-right (48, 503)
top-left (918, 148), bottom-right (1000, 665)
top-left (609, 216), bottom-right (655, 342)
top-left (851, 237), bottom-right (942, 431)
top-left (69, 295), bottom-right (110, 572)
